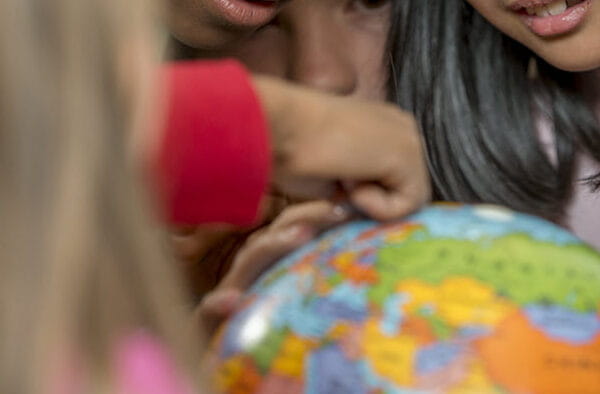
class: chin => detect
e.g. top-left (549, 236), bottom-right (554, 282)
top-left (531, 29), bottom-right (600, 72)
top-left (536, 46), bottom-right (600, 72)
top-left (543, 56), bottom-right (600, 72)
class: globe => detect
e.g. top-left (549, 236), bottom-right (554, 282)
top-left (207, 204), bottom-right (600, 394)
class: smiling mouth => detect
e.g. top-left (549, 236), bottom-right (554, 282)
top-left (512, 0), bottom-right (585, 16)
top-left (510, 0), bottom-right (592, 36)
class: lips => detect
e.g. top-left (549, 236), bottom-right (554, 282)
top-left (509, 0), bottom-right (593, 36)
top-left (509, 0), bottom-right (581, 11)
top-left (206, 0), bottom-right (281, 27)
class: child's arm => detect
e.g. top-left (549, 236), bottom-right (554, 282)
top-left (156, 60), bottom-right (430, 228)
top-left (157, 60), bottom-right (270, 227)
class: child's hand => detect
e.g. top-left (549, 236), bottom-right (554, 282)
top-left (220, 200), bottom-right (351, 289)
top-left (169, 225), bottom-right (240, 294)
top-left (254, 76), bottom-right (431, 222)
top-left (195, 200), bottom-right (352, 338)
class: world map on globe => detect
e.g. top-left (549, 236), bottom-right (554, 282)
top-left (208, 204), bottom-right (600, 394)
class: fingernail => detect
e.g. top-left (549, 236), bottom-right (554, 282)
top-left (329, 203), bottom-right (351, 221)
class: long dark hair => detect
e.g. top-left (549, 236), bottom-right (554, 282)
top-left (388, 0), bottom-right (600, 222)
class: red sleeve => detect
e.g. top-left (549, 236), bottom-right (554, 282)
top-left (156, 60), bottom-right (271, 227)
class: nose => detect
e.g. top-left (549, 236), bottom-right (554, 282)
top-left (281, 4), bottom-right (358, 96)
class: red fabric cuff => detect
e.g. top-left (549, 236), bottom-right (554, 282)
top-left (157, 60), bottom-right (271, 227)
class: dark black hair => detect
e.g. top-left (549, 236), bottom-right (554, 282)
top-left (388, 0), bottom-right (600, 222)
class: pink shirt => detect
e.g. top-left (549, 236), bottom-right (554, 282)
top-left (115, 333), bottom-right (194, 394)
top-left (50, 333), bottom-right (194, 394)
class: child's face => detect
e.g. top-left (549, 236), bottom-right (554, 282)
top-left (466, 0), bottom-right (600, 71)
top-left (171, 0), bottom-right (392, 100)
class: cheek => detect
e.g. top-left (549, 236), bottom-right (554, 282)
top-left (220, 27), bottom-right (288, 77)
top-left (344, 7), bottom-right (392, 101)
top-left (351, 28), bottom-right (390, 101)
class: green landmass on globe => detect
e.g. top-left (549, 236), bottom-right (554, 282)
top-left (208, 204), bottom-right (600, 394)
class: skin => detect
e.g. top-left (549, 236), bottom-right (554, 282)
top-left (195, 0), bottom-right (393, 99)
top-left (170, 0), bottom-right (392, 99)
top-left (167, 0), bottom-right (399, 298)
top-left (465, 0), bottom-right (600, 71)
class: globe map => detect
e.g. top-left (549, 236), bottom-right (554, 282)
top-left (209, 204), bottom-right (600, 394)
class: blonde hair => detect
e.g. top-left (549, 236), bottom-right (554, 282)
top-left (0, 0), bottom-right (197, 392)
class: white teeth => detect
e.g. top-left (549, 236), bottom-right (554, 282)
top-left (525, 0), bottom-right (568, 17)
top-left (533, 5), bottom-right (548, 16)
top-left (535, 5), bottom-right (550, 16)
top-left (546, 0), bottom-right (568, 15)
